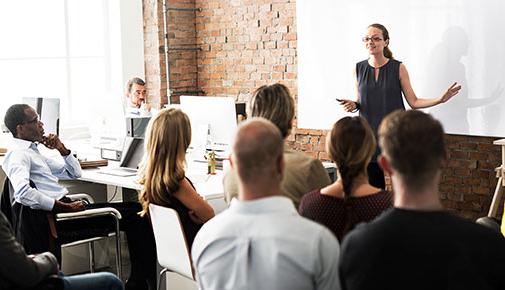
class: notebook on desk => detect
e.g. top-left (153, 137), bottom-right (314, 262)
top-left (98, 137), bottom-right (144, 177)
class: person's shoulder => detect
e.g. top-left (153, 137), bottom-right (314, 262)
top-left (192, 209), bottom-right (232, 246)
top-left (444, 212), bottom-right (505, 244)
top-left (178, 177), bottom-right (195, 191)
top-left (197, 208), bottom-right (234, 236)
top-left (295, 213), bottom-right (336, 237)
top-left (368, 189), bottom-right (394, 203)
top-left (284, 149), bottom-right (319, 165)
top-left (356, 59), bottom-right (369, 66)
top-left (342, 208), bottom-right (395, 244)
top-left (390, 59), bottom-right (402, 65)
top-left (295, 216), bottom-right (339, 255)
top-left (301, 189), bottom-right (322, 201)
top-left (3, 147), bottom-right (31, 166)
top-left (299, 189), bottom-right (323, 210)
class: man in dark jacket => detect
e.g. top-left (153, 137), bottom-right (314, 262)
top-left (0, 211), bottom-right (123, 290)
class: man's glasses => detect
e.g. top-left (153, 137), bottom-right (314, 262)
top-left (23, 116), bottom-right (40, 125)
top-left (362, 36), bottom-right (383, 43)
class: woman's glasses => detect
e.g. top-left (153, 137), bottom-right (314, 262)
top-left (362, 36), bottom-right (383, 43)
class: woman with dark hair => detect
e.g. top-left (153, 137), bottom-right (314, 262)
top-left (338, 23), bottom-right (461, 189)
top-left (299, 117), bottom-right (392, 241)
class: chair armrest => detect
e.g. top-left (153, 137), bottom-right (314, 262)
top-left (56, 207), bottom-right (122, 220)
top-left (66, 193), bottom-right (95, 204)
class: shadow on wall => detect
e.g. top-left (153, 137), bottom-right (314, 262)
top-left (426, 26), bottom-right (503, 135)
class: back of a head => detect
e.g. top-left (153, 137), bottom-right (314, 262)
top-left (250, 83), bottom-right (295, 138)
top-left (379, 110), bottom-right (446, 189)
top-left (233, 118), bottom-right (283, 188)
top-left (328, 116), bottom-right (376, 197)
top-left (4, 104), bottom-right (30, 137)
top-left (139, 108), bottom-right (191, 216)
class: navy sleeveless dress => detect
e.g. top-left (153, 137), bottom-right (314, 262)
top-left (357, 58), bottom-right (405, 141)
top-left (356, 59), bottom-right (405, 188)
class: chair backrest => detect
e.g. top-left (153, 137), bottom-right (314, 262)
top-left (1, 178), bottom-right (13, 224)
top-left (1, 177), bottom-right (58, 259)
top-left (149, 203), bottom-right (194, 280)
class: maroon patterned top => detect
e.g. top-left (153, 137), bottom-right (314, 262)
top-left (299, 189), bottom-right (393, 241)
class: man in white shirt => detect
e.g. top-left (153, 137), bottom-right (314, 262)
top-left (2, 104), bottom-right (157, 290)
top-left (191, 118), bottom-right (341, 290)
top-left (125, 77), bottom-right (151, 117)
top-left (3, 104), bottom-right (85, 213)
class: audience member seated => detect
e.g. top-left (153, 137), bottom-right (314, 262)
top-left (339, 110), bottom-right (505, 290)
top-left (2, 104), bottom-right (156, 290)
top-left (299, 117), bottom-right (392, 241)
top-left (192, 118), bottom-right (341, 290)
top-left (0, 211), bottom-right (123, 290)
top-left (124, 77), bottom-right (151, 117)
top-left (224, 83), bottom-right (331, 208)
top-left (138, 108), bottom-right (214, 248)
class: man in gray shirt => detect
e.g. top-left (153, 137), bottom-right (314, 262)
top-left (192, 118), bottom-right (341, 290)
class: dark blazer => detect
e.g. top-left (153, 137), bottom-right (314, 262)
top-left (0, 212), bottom-right (59, 290)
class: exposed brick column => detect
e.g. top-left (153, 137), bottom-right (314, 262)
top-left (143, 0), bottom-right (168, 108)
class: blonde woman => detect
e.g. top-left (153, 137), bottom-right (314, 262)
top-left (299, 116), bottom-right (392, 241)
top-left (223, 83), bottom-right (331, 208)
top-left (139, 108), bottom-right (214, 247)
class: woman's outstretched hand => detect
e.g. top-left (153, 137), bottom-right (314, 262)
top-left (440, 82), bottom-right (462, 103)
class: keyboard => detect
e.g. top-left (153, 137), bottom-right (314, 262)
top-left (98, 167), bottom-right (138, 177)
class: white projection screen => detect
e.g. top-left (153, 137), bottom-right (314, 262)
top-left (296, 0), bottom-right (505, 137)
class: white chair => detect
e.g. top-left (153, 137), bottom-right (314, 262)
top-left (149, 204), bottom-right (195, 290)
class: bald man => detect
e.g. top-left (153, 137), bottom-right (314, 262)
top-left (191, 118), bottom-right (341, 290)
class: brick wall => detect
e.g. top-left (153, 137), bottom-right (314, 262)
top-left (143, 0), bottom-right (503, 220)
top-left (143, 0), bottom-right (167, 108)
top-left (166, 0), bottom-right (200, 104)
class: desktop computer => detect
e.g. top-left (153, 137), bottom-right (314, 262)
top-left (22, 97), bottom-right (60, 135)
top-left (180, 96), bottom-right (237, 161)
top-left (126, 117), bottom-right (150, 138)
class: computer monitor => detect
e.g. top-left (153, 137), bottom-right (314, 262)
top-left (180, 96), bottom-right (237, 155)
top-left (126, 117), bottom-right (150, 138)
top-left (22, 97), bottom-right (60, 135)
top-left (119, 137), bottom-right (144, 169)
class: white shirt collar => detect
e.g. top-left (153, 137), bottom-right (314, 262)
top-left (12, 138), bottom-right (36, 150)
top-left (228, 195), bottom-right (297, 215)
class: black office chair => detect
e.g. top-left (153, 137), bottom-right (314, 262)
top-left (1, 178), bottom-right (122, 277)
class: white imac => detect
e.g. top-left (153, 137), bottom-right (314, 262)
top-left (22, 97), bottom-right (60, 135)
top-left (180, 96), bottom-right (237, 160)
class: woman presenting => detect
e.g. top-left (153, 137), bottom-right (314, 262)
top-left (339, 23), bottom-right (461, 189)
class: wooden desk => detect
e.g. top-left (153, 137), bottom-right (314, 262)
top-left (488, 139), bottom-right (505, 218)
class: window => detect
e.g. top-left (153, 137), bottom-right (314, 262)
top-left (0, 0), bottom-right (144, 138)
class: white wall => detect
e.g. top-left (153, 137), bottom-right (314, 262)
top-left (296, 0), bottom-right (505, 137)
